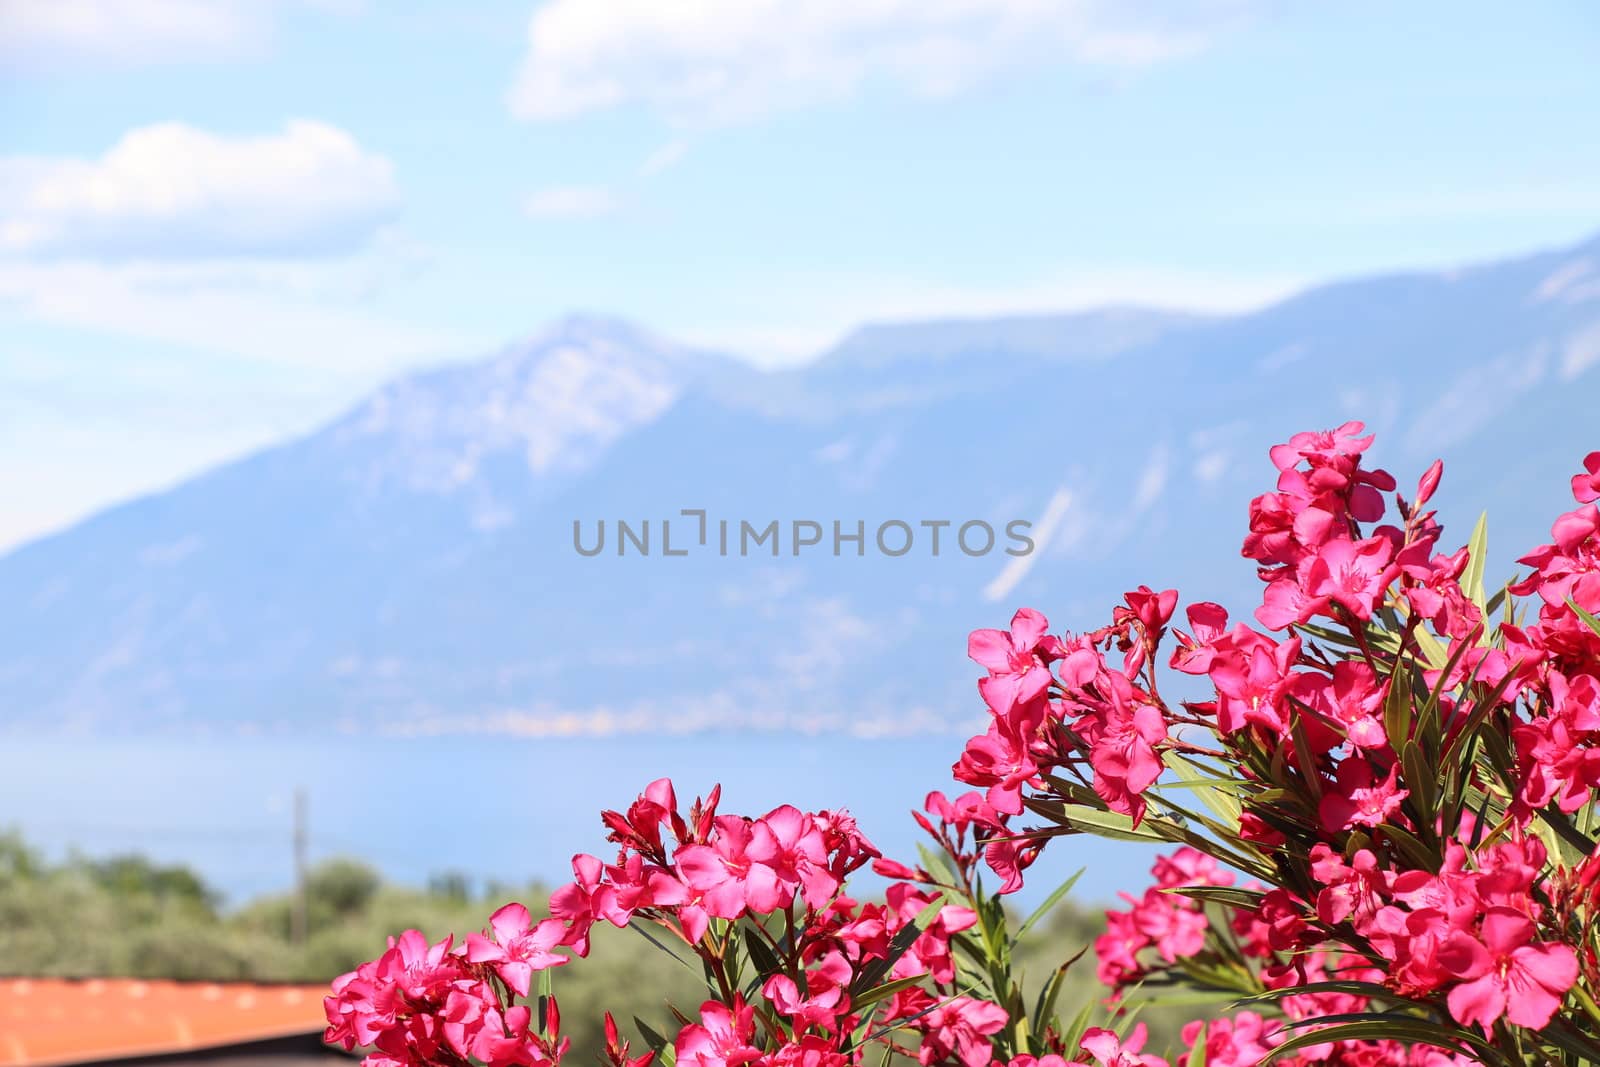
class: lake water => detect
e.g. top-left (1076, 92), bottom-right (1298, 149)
top-left (0, 733), bottom-right (1158, 909)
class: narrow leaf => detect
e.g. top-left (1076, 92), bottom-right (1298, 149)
top-left (1017, 867), bottom-right (1084, 940)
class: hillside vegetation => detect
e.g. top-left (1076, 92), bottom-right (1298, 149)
top-left (0, 832), bottom-right (1188, 1058)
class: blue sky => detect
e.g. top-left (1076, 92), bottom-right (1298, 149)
top-left (1, 0), bottom-right (1598, 552)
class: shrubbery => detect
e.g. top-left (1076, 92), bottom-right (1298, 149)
top-left (0, 829), bottom-right (1122, 1064)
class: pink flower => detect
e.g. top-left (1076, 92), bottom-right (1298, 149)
top-left (969, 608), bottom-right (1057, 715)
top-left (1094, 850), bottom-right (1232, 989)
top-left (603, 1013), bottom-right (654, 1067)
top-left (884, 886), bottom-right (977, 984)
top-left (1178, 1014), bottom-right (1281, 1067)
top-left (601, 777), bottom-right (685, 858)
top-left (548, 854), bottom-right (630, 955)
top-left (1169, 603), bottom-right (1232, 674)
top-left (675, 999), bottom-right (763, 1067)
top-left (1510, 673), bottom-right (1600, 817)
top-left (1005, 1057), bottom-right (1075, 1067)
top-left (952, 723), bottom-right (1039, 816)
top-left (465, 903), bottom-right (568, 997)
top-left (1128, 886), bottom-right (1209, 962)
top-left (677, 817), bottom-right (779, 919)
top-left (766, 1036), bottom-right (850, 1067)
top-left (748, 804), bottom-right (836, 907)
top-left (912, 996), bottom-right (1008, 1067)
top-left (1077, 1025), bottom-right (1168, 1067)
top-left (1209, 634), bottom-right (1302, 735)
top-left (324, 929), bottom-right (475, 1057)
top-left (761, 951), bottom-right (853, 1030)
top-left (1269, 421), bottom-right (1375, 472)
top-left (1444, 909), bottom-right (1578, 1031)
top-left (453, 998), bottom-right (566, 1067)
top-left (1151, 847), bottom-right (1234, 889)
top-left (1095, 907), bottom-right (1148, 988)
top-left (1573, 451), bottom-right (1600, 503)
top-left (1306, 535), bottom-right (1398, 621)
top-left (1311, 846), bottom-right (1386, 928)
top-left (1113, 586), bottom-right (1179, 673)
top-left (1513, 505), bottom-right (1600, 609)
top-left (1255, 572), bottom-right (1329, 630)
top-left (982, 832), bottom-right (1040, 896)
top-left (1318, 760), bottom-right (1408, 833)
top-left (1083, 696), bottom-right (1168, 826)
top-left (1303, 660), bottom-right (1387, 750)
top-left (1401, 546), bottom-right (1481, 640)
top-left (1414, 458), bottom-right (1445, 510)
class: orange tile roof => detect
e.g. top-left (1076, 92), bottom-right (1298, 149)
top-left (0, 979), bottom-right (333, 1067)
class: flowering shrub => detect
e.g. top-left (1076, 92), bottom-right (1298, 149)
top-left (325, 778), bottom-right (1123, 1067)
top-left (954, 424), bottom-right (1600, 1065)
top-left (329, 424), bottom-right (1600, 1067)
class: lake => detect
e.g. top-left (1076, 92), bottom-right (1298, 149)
top-left (0, 732), bottom-right (1159, 909)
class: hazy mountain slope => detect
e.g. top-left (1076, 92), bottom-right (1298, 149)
top-left (2, 234), bottom-right (1596, 735)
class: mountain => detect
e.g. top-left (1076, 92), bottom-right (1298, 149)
top-left (3, 235), bottom-right (1599, 738)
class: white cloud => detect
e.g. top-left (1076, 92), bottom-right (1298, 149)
top-left (0, 120), bottom-right (399, 260)
top-left (1193, 451), bottom-right (1229, 483)
top-left (508, 0), bottom-right (1253, 122)
top-left (674, 264), bottom-right (1306, 367)
top-left (522, 184), bottom-right (619, 219)
top-left (1562, 320), bottom-right (1600, 381)
top-left (639, 139), bottom-right (688, 177)
top-left (984, 486), bottom-right (1072, 602)
top-left (1131, 445), bottom-right (1168, 511)
top-left (0, 255), bottom-right (474, 371)
top-left (0, 0), bottom-right (262, 66)
top-left (0, 241), bottom-right (481, 553)
top-left (522, 143), bottom-right (686, 222)
top-left (0, 0), bottom-right (363, 69)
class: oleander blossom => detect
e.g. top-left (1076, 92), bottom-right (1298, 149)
top-left (327, 780), bottom-right (1022, 1067)
top-left (959, 425), bottom-right (1600, 1060)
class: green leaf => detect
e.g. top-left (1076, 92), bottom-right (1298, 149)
top-left (536, 967), bottom-right (554, 1030)
top-left (1167, 755), bottom-right (1244, 825)
top-left (1382, 666), bottom-right (1413, 748)
top-left (1440, 670), bottom-right (1512, 765)
top-left (1462, 512), bottom-right (1489, 615)
top-left (852, 975), bottom-right (925, 1011)
top-left (1166, 885), bottom-right (1264, 910)
top-left (1289, 715), bottom-right (1324, 802)
top-left (1127, 988), bottom-right (1247, 1008)
top-left (1414, 637), bottom-right (1481, 763)
top-left (1540, 1017), bottom-right (1600, 1062)
top-left (1535, 804), bottom-right (1597, 866)
top-left (742, 924), bottom-right (782, 979)
top-left (917, 842), bottom-right (962, 887)
top-left (1267, 1016), bottom-right (1504, 1066)
top-left (1187, 1023), bottom-right (1207, 1067)
top-left (1379, 822), bottom-right (1440, 874)
top-left (1056, 996), bottom-right (1097, 1055)
top-left (1041, 805), bottom-right (1165, 842)
top-left (633, 1016), bottom-right (672, 1054)
top-left (1032, 946), bottom-right (1088, 1033)
top-left (1409, 623), bottom-right (1450, 672)
top-left (1569, 596), bottom-right (1600, 640)
top-left (1235, 980), bottom-right (1420, 1008)
top-left (1400, 740), bottom-right (1436, 826)
top-left (1016, 867), bottom-right (1084, 940)
top-left (629, 921), bottom-right (697, 970)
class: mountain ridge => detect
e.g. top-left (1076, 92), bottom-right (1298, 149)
top-left (3, 231), bottom-right (1598, 736)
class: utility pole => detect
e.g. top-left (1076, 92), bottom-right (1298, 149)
top-left (291, 787), bottom-right (308, 946)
